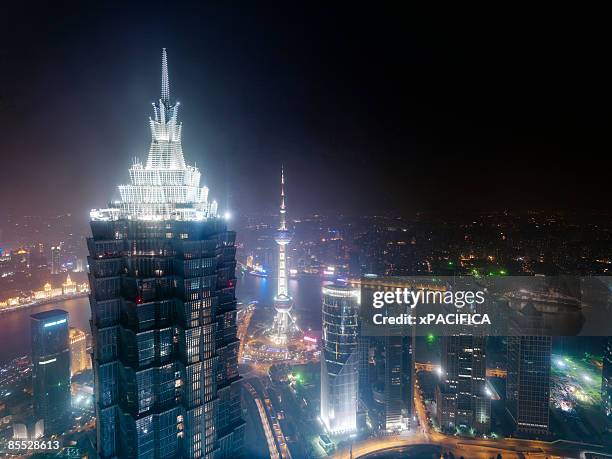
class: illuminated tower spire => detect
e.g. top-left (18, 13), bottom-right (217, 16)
top-left (268, 166), bottom-right (298, 345)
top-left (161, 48), bottom-right (170, 103)
top-left (280, 165), bottom-right (287, 231)
top-left (275, 166), bottom-right (291, 297)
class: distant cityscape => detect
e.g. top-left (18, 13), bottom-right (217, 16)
top-left (0, 49), bottom-right (610, 459)
top-left (2, 212), bottom-right (612, 457)
top-left (0, 213), bottom-right (90, 312)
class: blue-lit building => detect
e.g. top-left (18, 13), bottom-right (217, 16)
top-left (88, 49), bottom-right (244, 458)
top-left (31, 309), bottom-right (71, 435)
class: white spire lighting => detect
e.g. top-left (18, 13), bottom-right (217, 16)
top-left (161, 48), bottom-right (170, 103)
top-left (91, 49), bottom-right (217, 222)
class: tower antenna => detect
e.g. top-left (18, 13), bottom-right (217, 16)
top-left (161, 48), bottom-right (169, 103)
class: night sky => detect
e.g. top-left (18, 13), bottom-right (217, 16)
top-left (0, 3), bottom-right (608, 218)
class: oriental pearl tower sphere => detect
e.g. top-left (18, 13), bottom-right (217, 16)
top-left (270, 166), bottom-right (297, 345)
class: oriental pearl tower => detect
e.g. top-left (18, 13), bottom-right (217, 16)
top-left (269, 166), bottom-right (298, 345)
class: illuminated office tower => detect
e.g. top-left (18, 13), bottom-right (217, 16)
top-left (602, 337), bottom-right (612, 432)
top-left (69, 327), bottom-right (89, 376)
top-left (436, 335), bottom-right (490, 434)
top-left (320, 281), bottom-right (360, 434)
top-left (75, 258), bottom-right (85, 272)
top-left (88, 49), bottom-right (243, 458)
top-left (50, 245), bottom-right (61, 274)
top-left (383, 335), bottom-right (413, 431)
top-left (31, 309), bottom-right (71, 435)
top-left (506, 336), bottom-right (551, 436)
top-left (268, 167), bottom-right (298, 345)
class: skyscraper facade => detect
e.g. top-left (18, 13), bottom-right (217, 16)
top-left (31, 309), bottom-right (71, 435)
top-left (69, 327), bottom-right (90, 376)
top-left (88, 49), bottom-right (243, 458)
top-left (358, 335), bottom-right (371, 403)
top-left (506, 335), bottom-right (551, 436)
top-left (436, 335), bottom-right (490, 434)
top-left (320, 281), bottom-right (360, 434)
top-left (357, 278), bottom-right (414, 432)
top-left (383, 335), bottom-right (413, 431)
top-left (268, 167), bottom-right (298, 345)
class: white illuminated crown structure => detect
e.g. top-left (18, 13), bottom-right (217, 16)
top-left (91, 49), bottom-right (218, 221)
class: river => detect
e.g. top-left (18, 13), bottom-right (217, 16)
top-left (236, 274), bottom-right (324, 334)
top-left (0, 274), bottom-right (324, 364)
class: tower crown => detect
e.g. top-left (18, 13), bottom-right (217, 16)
top-left (91, 49), bottom-right (218, 222)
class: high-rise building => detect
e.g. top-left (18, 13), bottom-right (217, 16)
top-left (75, 258), bottom-right (85, 272)
top-left (69, 327), bottom-right (89, 376)
top-left (506, 335), bottom-right (551, 436)
top-left (88, 49), bottom-right (244, 459)
top-left (436, 335), bottom-right (490, 434)
top-left (30, 244), bottom-right (48, 270)
top-left (320, 281), bottom-right (360, 434)
top-left (50, 245), bottom-right (61, 274)
top-left (31, 309), bottom-right (71, 435)
top-left (357, 278), bottom-right (414, 432)
top-left (601, 336), bottom-right (612, 432)
top-left (268, 167), bottom-right (298, 345)
top-left (383, 335), bottom-right (413, 431)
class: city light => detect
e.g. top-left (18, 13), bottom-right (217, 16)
top-left (1, 18), bottom-right (609, 459)
top-left (44, 318), bottom-right (67, 327)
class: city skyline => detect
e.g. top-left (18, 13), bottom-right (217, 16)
top-left (0, 5), bottom-right (611, 459)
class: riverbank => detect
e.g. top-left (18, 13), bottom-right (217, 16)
top-left (0, 292), bottom-right (89, 315)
